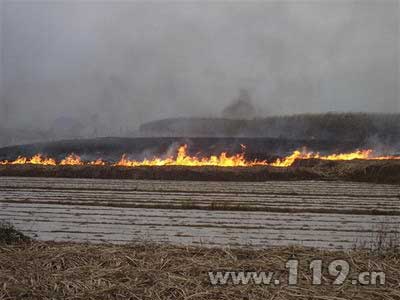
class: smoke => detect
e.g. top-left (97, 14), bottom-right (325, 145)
top-left (0, 1), bottom-right (399, 144)
top-left (221, 89), bottom-right (256, 119)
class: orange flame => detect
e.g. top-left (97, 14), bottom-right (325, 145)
top-left (89, 159), bottom-right (106, 166)
top-left (0, 145), bottom-right (399, 168)
top-left (270, 150), bottom-right (313, 167)
top-left (0, 154), bottom-right (56, 165)
top-left (60, 154), bottom-right (83, 166)
top-left (29, 154), bottom-right (57, 165)
top-left (115, 145), bottom-right (266, 167)
top-left (270, 149), bottom-right (382, 167)
top-left (10, 156), bottom-right (27, 165)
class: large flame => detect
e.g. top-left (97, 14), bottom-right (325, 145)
top-left (0, 145), bottom-right (399, 168)
top-left (60, 154), bottom-right (83, 166)
top-left (0, 154), bottom-right (56, 166)
top-left (115, 145), bottom-right (266, 167)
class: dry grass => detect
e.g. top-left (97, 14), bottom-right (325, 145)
top-left (0, 241), bottom-right (399, 300)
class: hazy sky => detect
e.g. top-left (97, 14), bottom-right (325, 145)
top-left (0, 0), bottom-right (399, 133)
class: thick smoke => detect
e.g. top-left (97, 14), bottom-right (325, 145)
top-left (0, 1), bottom-right (399, 146)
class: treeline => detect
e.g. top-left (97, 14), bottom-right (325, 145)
top-left (139, 113), bottom-right (400, 143)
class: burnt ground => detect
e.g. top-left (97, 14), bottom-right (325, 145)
top-left (0, 136), bottom-right (369, 162)
top-left (0, 159), bottom-right (399, 184)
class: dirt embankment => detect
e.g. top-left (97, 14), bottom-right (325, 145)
top-left (0, 159), bottom-right (399, 184)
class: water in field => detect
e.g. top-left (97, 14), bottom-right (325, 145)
top-left (1, 177), bottom-right (399, 249)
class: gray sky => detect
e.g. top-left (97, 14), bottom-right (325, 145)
top-left (0, 0), bottom-right (399, 133)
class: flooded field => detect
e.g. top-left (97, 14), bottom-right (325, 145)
top-left (1, 177), bottom-right (399, 249)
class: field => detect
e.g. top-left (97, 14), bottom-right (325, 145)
top-left (1, 176), bottom-right (400, 250)
top-left (1, 154), bottom-right (400, 299)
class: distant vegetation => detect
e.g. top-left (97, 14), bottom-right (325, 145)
top-left (140, 113), bottom-right (400, 145)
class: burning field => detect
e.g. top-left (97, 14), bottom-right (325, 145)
top-left (2, 144), bottom-right (400, 167)
top-left (2, 1), bottom-right (399, 298)
top-left (1, 143), bottom-right (399, 300)
top-left (1, 143), bottom-right (400, 184)
top-left (2, 141), bottom-right (399, 300)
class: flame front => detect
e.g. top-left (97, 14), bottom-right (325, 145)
top-left (115, 145), bottom-right (265, 167)
top-left (89, 159), bottom-right (106, 166)
top-left (60, 154), bottom-right (83, 166)
top-left (29, 154), bottom-right (57, 165)
top-left (269, 149), bottom-right (378, 167)
top-left (0, 154), bottom-right (56, 166)
top-left (0, 145), bottom-right (399, 168)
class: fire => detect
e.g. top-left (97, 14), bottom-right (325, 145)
top-left (60, 154), bottom-right (83, 166)
top-left (0, 145), bottom-right (399, 168)
top-left (89, 159), bottom-right (106, 166)
top-left (10, 156), bottom-right (27, 165)
top-left (319, 149), bottom-right (373, 161)
top-left (29, 154), bottom-right (57, 165)
top-left (115, 145), bottom-right (266, 167)
top-left (269, 149), bottom-right (377, 167)
top-left (0, 154), bottom-right (56, 165)
top-left (270, 151), bottom-right (313, 167)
